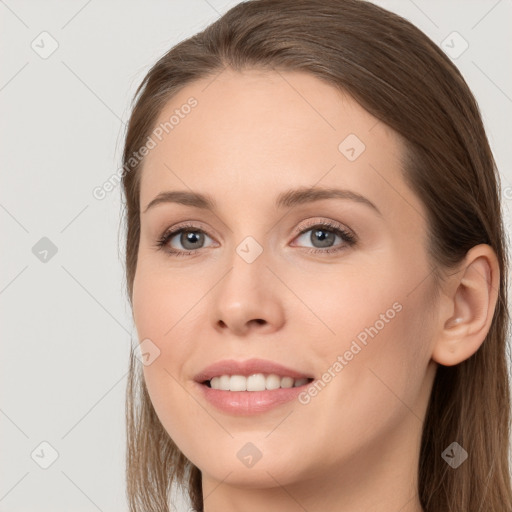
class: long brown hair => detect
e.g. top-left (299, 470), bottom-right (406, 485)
top-left (121, 1), bottom-right (512, 510)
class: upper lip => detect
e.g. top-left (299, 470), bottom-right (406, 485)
top-left (193, 358), bottom-right (314, 383)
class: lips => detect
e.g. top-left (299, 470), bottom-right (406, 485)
top-left (193, 357), bottom-right (314, 384)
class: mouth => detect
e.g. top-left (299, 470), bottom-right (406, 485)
top-left (194, 360), bottom-right (316, 415)
top-left (201, 374), bottom-right (315, 391)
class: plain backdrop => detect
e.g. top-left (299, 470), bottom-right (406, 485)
top-left (1, 0), bottom-right (511, 510)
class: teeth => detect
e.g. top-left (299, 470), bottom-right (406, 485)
top-left (208, 373), bottom-right (310, 391)
top-left (247, 373), bottom-right (266, 391)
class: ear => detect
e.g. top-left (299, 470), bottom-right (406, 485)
top-left (431, 244), bottom-right (500, 366)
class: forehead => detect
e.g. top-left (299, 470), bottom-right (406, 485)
top-left (139, 69), bottom-right (425, 224)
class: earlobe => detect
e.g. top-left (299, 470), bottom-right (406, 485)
top-left (431, 244), bottom-right (499, 367)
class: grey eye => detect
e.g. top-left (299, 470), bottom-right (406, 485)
top-left (170, 229), bottom-right (214, 251)
top-left (295, 227), bottom-right (341, 249)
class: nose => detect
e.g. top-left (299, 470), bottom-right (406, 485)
top-left (210, 249), bottom-right (286, 337)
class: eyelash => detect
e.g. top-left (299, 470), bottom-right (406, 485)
top-left (154, 220), bottom-right (357, 257)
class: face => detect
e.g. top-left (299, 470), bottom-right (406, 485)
top-left (132, 69), bottom-right (439, 492)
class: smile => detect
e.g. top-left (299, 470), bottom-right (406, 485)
top-left (205, 373), bottom-right (313, 391)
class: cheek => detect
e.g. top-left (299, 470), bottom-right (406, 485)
top-left (141, 364), bottom-right (213, 472)
top-left (336, 282), bottom-right (433, 415)
top-left (290, 295), bottom-right (433, 475)
top-left (294, 259), bottom-right (433, 417)
top-left (132, 261), bottom-right (204, 340)
top-left (131, 263), bottom-right (210, 448)
top-left (284, 258), bottom-right (407, 359)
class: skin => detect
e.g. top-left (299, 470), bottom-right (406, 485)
top-left (131, 69), bottom-right (499, 512)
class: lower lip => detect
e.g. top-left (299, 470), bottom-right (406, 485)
top-left (195, 381), bottom-right (311, 415)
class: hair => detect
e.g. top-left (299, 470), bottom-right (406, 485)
top-left (121, 0), bottom-right (512, 510)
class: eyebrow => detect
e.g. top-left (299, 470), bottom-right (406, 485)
top-left (143, 187), bottom-right (381, 216)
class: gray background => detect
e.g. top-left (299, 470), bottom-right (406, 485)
top-left (1, 0), bottom-right (511, 510)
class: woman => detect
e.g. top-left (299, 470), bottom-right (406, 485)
top-left (121, 0), bottom-right (512, 510)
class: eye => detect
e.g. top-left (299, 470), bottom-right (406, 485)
top-left (155, 223), bottom-right (216, 256)
top-left (291, 221), bottom-right (357, 254)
